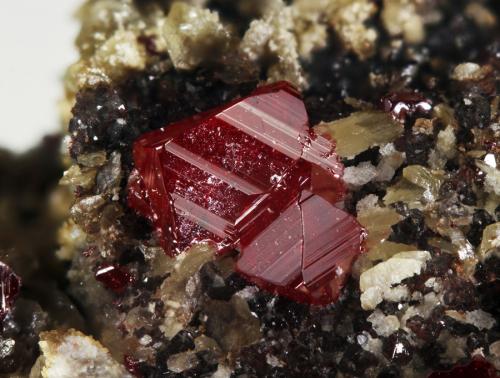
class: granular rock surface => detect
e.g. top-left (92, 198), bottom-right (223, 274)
top-left (4, 0), bottom-right (500, 377)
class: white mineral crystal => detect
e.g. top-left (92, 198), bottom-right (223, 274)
top-left (344, 162), bottom-right (378, 187)
top-left (359, 331), bottom-right (383, 357)
top-left (163, 2), bottom-right (231, 70)
top-left (167, 351), bottom-right (199, 373)
top-left (401, 292), bottom-right (441, 328)
top-left (451, 63), bottom-right (487, 81)
top-left (465, 310), bottom-right (496, 330)
top-left (94, 30), bottom-right (146, 76)
top-left (356, 194), bottom-right (379, 214)
top-left (329, 0), bottom-right (378, 59)
top-left (361, 287), bottom-right (384, 310)
top-left (292, 0), bottom-right (329, 59)
top-left (266, 354), bottom-right (285, 368)
top-left (367, 310), bottom-right (400, 337)
top-left (360, 251), bottom-right (431, 310)
top-left (360, 251), bottom-right (431, 290)
top-left (36, 329), bottom-right (132, 378)
top-left (477, 160), bottom-right (500, 196)
top-left (383, 285), bottom-right (410, 303)
top-left (436, 126), bottom-right (457, 160)
top-left (211, 364), bottom-right (232, 378)
top-left (375, 143), bottom-right (405, 182)
top-left (445, 309), bottom-right (498, 330)
top-left (68, 29), bottom-right (147, 90)
top-left (484, 153), bottom-right (497, 169)
top-left (381, 0), bottom-right (424, 44)
top-left (240, 0), bottom-right (306, 88)
top-left (139, 334), bottom-right (152, 346)
top-left (479, 223), bottom-right (500, 260)
top-left (424, 277), bottom-right (436, 288)
top-left (429, 124), bottom-right (458, 169)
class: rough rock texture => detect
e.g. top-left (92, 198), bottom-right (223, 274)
top-left (0, 139), bottom-right (89, 377)
top-left (33, 329), bottom-right (132, 378)
top-left (3, 0), bottom-right (500, 376)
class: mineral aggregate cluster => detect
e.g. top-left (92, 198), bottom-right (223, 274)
top-left (1, 0), bottom-right (500, 377)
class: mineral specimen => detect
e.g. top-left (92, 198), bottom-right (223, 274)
top-left (128, 81), bottom-right (365, 305)
top-left (49, 0), bottom-right (500, 375)
top-left (0, 262), bottom-right (21, 322)
top-left (94, 264), bottom-right (133, 294)
top-left (35, 329), bottom-right (132, 378)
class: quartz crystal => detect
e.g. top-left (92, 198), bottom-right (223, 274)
top-left (128, 82), bottom-right (365, 305)
top-left (0, 261), bottom-right (21, 321)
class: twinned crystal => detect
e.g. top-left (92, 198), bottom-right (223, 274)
top-left (128, 82), bottom-right (365, 305)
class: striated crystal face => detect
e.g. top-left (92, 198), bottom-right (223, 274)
top-left (237, 191), bottom-right (366, 305)
top-left (0, 262), bottom-right (21, 321)
top-left (128, 81), bottom-right (365, 305)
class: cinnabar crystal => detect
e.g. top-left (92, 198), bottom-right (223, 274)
top-left (237, 191), bottom-right (365, 305)
top-left (95, 264), bottom-right (133, 294)
top-left (381, 92), bottom-right (432, 121)
top-left (0, 261), bottom-right (21, 321)
top-left (124, 355), bottom-right (143, 378)
top-left (128, 81), bottom-right (365, 305)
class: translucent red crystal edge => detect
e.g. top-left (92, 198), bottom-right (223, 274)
top-left (0, 261), bottom-right (22, 321)
top-left (95, 264), bottom-right (134, 294)
top-left (127, 81), bottom-right (366, 305)
top-left (129, 81), bottom-right (347, 255)
top-left (236, 191), bottom-right (366, 306)
top-left (124, 355), bottom-right (144, 378)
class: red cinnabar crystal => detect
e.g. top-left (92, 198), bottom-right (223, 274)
top-left (95, 264), bottom-right (133, 294)
top-left (0, 261), bottom-right (21, 321)
top-left (381, 92), bottom-right (432, 121)
top-left (128, 81), bottom-right (365, 305)
top-left (124, 355), bottom-right (143, 378)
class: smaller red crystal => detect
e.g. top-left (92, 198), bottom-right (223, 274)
top-left (128, 81), bottom-right (365, 305)
top-left (428, 357), bottom-right (498, 378)
top-left (95, 264), bottom-right (133, 294)
top-left (0, 261), bottom-right (21, 321)
top-left (124, 355), bottom-right (143, 378)
top-left (381, 92), bottom-right (432, 121)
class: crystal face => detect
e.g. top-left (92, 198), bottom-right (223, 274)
top-left (237, 191), bottom-right (366, 305)
top-left (0, 262), bottom-right (21, 321)
top-left (95, 264), bottom-right (133, 294)
top-left (128, 81), bottom-right (365, 305)
top-left (381, 92), bottom-right (432, 121)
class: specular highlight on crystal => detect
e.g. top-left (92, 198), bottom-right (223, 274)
top-left (128, 81), bottom-right (365, 305)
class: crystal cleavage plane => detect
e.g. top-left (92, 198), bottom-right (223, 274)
top-left (128, 81), bottom-right (366, 305)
